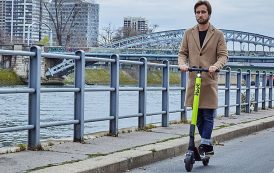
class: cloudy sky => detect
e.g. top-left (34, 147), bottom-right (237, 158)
top-left (96, 0), bottom-right (274, 37)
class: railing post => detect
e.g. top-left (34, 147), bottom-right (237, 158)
top-left (110, 54), bottom-right (119, 136)
top-left (138, 57), bottom-right (147, 129)
top-left (181, 71), bottom-right (187, 120)
top-left (262, 71), bottom-right (267, 109)
top-left (28, 46), bottom-right (41, 149)
top-left (162, 60), bottom-right (169, 127)
top-left (236, 69), bottom-right (242, 115)
top-left (246, 70), bottom-right (251, 113)
top-left (224, 67), bottom-right (231, 117)
top-left (269, 72), bottom-right (273, 108)
top-left (254, 71), bottom-right (260, 112)
top-left (73, 50), bottom-right (85, 142)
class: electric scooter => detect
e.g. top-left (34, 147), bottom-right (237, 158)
top-left (183, 67), bottom-right (218, 172)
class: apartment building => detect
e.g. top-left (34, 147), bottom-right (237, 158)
top-left (0, 0), bottom-right (5, 40)
top-left (124, 17), bottom-right (148, 34)
top-left (48, 0), bottom-right (99, 47)
top-left (0, 0), bottom-right (50, 44)
top-left (0, 0), bottom-right (99, 47)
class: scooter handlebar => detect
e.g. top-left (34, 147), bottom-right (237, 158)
top-left (188, 67), bottom-right (209, 72)
top-left (178, 67), bottom-right (220, 72)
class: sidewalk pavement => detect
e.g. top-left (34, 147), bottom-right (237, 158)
top-left (1, 109), bottom-right (274, 173)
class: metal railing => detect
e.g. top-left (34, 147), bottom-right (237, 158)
top-left (0, 46), bottom-right (273, 149)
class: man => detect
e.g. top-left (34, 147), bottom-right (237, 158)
top-left (178, 0), bottom-right (228, 155)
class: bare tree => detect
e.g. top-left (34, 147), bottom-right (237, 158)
top-left (0, 30), bottom-right (5, 44)
top-left (112, 27), bottom-right (123, 41)
top-left (98, 24), bottom-right (139, 46)
top-left (0, 29), bottom-right (14, 45)
top-left (122, 27), bottom-right (139, 38)
top-left (99, 23), bottom-right (159, 46)
top-left (114, 24), bottom-right (159, 41)
top-left (43, 0), bottom-right (82, 46)
top-left (147, 24), bottom-right (159, 33)
top-left (98, 23), bottom-right (116, 46)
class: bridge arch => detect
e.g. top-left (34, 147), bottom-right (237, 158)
top-left (106, 29), bottom-right (274, 52)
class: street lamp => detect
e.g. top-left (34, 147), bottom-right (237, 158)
top-left (27, 23), bottom-right (33, 46)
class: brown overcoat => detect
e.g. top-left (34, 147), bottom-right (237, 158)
top-left (178, 24), bottom-right (228, 109)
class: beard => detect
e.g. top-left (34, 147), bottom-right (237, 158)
top-left (196, 17), bottom-right (210, 25)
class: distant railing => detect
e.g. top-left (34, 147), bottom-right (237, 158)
top-left (46, 53), bottom-right (274, 77)
top-left (0, 46), bottom-right (273, 149)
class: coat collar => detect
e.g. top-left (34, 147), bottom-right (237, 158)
top-left (191, 23), bottom-right (215, 50)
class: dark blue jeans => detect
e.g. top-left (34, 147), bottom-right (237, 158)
top-left (197, 109), bottom-right (215, 145)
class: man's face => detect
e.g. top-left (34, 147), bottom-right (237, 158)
top-left (195, 5), bottom-right (210, 25)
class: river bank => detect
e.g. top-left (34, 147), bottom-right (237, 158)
top-left (0, 68), bottom-right (182, 86)
top-left (0, 68), bottom-right (240, 86)
top-left (64, 68), bottom-right (181, 85)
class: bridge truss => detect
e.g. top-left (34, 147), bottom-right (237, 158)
top-left (106, 29), bottom-right (274, 52)
top-left (46, 29), bottom-right (274, 77)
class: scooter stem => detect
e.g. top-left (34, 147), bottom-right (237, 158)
top-left (188, 71), bottom-right (202, 150)
top-left (191, 72), bottom-right (202, 126)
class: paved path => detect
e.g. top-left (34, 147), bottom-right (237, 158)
top-left (0, 109), bottom-right (274, 173)
top-left (128, 127), bottom-right (274, 173)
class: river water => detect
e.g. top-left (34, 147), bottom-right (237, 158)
top-left (0, 85), bottom-right (270, 147)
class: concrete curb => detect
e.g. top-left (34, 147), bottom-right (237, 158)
top-left (31, 116), bottom-right (274, 173)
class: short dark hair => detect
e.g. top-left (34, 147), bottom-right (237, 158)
top-left (194, 0), bottom-right (212, 15)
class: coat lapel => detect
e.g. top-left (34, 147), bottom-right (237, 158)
top-left (201, 24), bottom-right (215, 49)
top-left (191, 26), bottom-right (201, 51)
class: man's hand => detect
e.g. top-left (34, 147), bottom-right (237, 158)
top-left (208, 65), bottom-right (218, 77)
top-left (179, 64), bottom-right (189, 72)
top-left (208, 65), bottom-right (218, 73)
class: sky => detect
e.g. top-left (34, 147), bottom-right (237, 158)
top-left (96, 0), bottom-right (274, 37)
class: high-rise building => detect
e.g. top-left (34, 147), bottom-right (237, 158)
top-left (0, 0), bottom-right (50, 44)
top-left (0, 0), bottom-right (99, 47)
top-left (124, 17), bottom-right (148, 34)
top-left (48, 0), bottom-right (99, 47)
top-left (0, 1), bottom-right (5, 39)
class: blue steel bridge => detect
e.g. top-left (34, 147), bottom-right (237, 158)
top-left (105, 29), bottom-right (274, 51)
top-left (45, 29), bottom-right (274, 77)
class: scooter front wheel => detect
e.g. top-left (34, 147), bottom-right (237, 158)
top-left (184, 156), bottom-right (193, 172)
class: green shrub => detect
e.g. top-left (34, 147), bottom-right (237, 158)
top-left (0, 69), bottom-right (24, 85)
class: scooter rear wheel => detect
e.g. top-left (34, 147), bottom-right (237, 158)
top-left (202, 158), bottom-right (209, 166)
